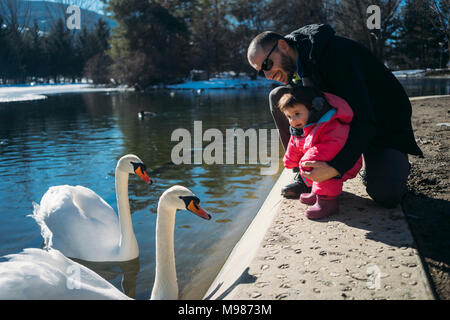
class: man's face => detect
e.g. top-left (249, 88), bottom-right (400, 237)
top-left (248, 40), bottom-right (296, 85)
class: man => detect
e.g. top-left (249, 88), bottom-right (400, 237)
top-left (247, 24), bottom-right (423, 208)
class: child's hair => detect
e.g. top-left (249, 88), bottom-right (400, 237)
top-left (278, 86), bottom-right (324, 112)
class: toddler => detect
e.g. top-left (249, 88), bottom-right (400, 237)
top-left (278, 86), bottom-right (363, 219)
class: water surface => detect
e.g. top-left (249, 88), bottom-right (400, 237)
top-left (398, 77), bottom-right (450, 97)
top-left (0, 89), bottom-right (282, 299)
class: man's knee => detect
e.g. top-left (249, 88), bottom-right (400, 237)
top-left (366, 181), bottom-right (407, 208)
top-left (363, 148), bottom-right (410, 208)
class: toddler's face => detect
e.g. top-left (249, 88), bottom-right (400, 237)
top-left (283, 103), bottom-right (309, 129)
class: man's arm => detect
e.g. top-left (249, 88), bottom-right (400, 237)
top-left (320, 38), bottom-right (378, 175)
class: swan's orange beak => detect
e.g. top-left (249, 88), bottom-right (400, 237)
top-left (187, 200), bottom-right (211, 220)
top-left (135, 166), bottom-right (152, 184)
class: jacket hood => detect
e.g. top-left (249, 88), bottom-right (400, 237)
top-left (289, 94), bottom-right (333, 137)
top-left (291, 92), bottom-right (353, 136)
top-left (284, 24), bottom-right (335, 61)
top-left (284, 24), bottom-right (335, 79)
top-left (323, 92), bottom-right (354, 124)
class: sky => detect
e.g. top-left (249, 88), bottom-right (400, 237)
top-left (27, 0), bottom-right (106, 15)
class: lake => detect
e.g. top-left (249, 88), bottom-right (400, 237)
top-left (398, 77), bottom-right (450, 97)
top-left (0, 77), bottom-right (448, 299)
top-left (0, 88), bottom-right (282, 299)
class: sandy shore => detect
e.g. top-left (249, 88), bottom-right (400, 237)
top-left (205, 169), bottom-right (434, 300)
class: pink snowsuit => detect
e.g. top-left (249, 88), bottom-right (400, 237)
top-left (283, 92), bottom-right (363, 197)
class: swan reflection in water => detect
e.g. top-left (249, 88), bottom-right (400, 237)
top-left (71, 257), bottom-right (140, 298)
top-left (38, 238), bottom-right (139, 298)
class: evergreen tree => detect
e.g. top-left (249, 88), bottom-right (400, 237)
top-left (0, 16), bottom-right (10, 82)
top-left (228, 0), bottom-right (271, 78)
top-left (106, 0), bottom-right (190, 87)
top-left (81, 18), bottom-right (112, 84)
top-left (45, 18), bottom-right (75, 81)
top-left (22, 19), bottom-right (45, 81)
top-left (95, 18), bottom-right (110, 52)
top-left (76, 22), bottom-right (106, 75)
top-left (3, 26), bottom-right (25, 83)
top-left (189, 0), bottom-right (231, 79)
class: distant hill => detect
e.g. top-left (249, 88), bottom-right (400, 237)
top-left (0, 0), bottom-right (116, 32)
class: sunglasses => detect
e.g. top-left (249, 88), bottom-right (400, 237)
top-left (258, 42), bottom-right (278, 77)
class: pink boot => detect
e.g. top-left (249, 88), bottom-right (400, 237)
top-left (306, 195), bottom-right (339, 219)
top-left (300, 192), bottom-right (316, 205)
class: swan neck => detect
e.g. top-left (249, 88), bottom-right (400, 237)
top-left (151, 201), bottom-right (178, 300)
top-left (115, 168), bottom-right (137, 256)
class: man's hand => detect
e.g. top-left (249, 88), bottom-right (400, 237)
top-left (301, 161), bottom-right (340, 182)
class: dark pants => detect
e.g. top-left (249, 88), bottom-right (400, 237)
top-left (269, 86), bottom-right (410, 208)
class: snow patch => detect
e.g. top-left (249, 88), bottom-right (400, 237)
top-left (0, 84), bottom-right (133, 104)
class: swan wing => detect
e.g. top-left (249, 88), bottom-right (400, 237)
top-left (0, 248), bottom-right (130, 300)
top-left (31, 185), bottom-right (121, 260)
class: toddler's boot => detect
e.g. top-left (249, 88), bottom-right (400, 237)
top-left (306, 195), bottom-right (339, 219)
top-left (300, 192), bottom-right (316, 205)
top-left (281, 172), bottom-right (311, 199)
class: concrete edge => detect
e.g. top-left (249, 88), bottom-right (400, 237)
top-left (203, 168), bottom-right (294, 300)
top-left (204, 167), bottom-right (435, 300)
top-left (409, 94), bottom-right (450, 101)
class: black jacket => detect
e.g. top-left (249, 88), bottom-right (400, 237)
top-left (285, 24), bottom-right (422, 175)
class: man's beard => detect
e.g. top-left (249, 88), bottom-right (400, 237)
top-left (280, 52), bottom-right (296, 83)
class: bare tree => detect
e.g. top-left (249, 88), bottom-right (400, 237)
top-left (332, 0), bottom-right (402, 63)
top-left (430, 0), bottom-right (450, 67)
top-left (230, 0), bottom-right (271, 34)
top-left (267, 0), bottom-right (330, 34)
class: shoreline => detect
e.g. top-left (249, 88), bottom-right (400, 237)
top-left (2, 73), bottom-right (447, 102)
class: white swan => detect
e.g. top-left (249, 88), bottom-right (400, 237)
top-left (0, 248), bottom-right (131, 300)
top-left (31, 154), bottom-right (152, 262)
top-left (151, 185), bottom-right (211, 299)
top-left (1, 186), bottom-right (210, 300)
